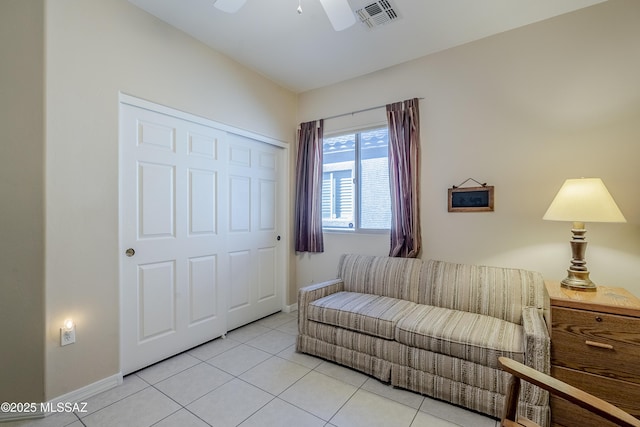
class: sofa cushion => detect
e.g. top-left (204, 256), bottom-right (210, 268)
top-left (396, 305), bottom-right (524, 368)
top-left (416, 260), bottom-right (546, 324)
top-left (337, 254), bottom-right (422, 301)
top-left (308, 292), bottom-right (417, 340)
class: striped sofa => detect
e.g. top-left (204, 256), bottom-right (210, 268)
top-left (297, 254), bottom-right (550, 426)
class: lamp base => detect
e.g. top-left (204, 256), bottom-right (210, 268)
top-left (558, 221), bottom-right (597, 292)
top-left (561, 270), bottom-right (597, 292)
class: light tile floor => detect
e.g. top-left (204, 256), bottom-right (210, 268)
top-left (5, 311), bottom-right (500, 427)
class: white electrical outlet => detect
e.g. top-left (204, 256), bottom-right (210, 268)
top-left (60, 324), bottom-right (76, 346)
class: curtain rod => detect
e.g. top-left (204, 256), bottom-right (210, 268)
top-left (322, 97), bottom-right (424, 121)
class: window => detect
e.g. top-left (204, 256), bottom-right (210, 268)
top-left (322, 127), bottom-right (390, 230)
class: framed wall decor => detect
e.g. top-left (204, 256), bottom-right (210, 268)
top-left (448, 185), bottom-right (494, 212)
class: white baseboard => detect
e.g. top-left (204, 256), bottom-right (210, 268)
top-left (49, 372), bottom-right (123, 407)
top-left (0, 373), bottom-right (122, 422)
top-left (0, 411), bottom-right (44, 422)
top-left (283, 302), bottom-right (298, 313)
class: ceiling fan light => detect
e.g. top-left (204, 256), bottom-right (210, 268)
top-left (319, 0), bottom-right (356, 31)
top-left (214, 0), bottom-right (247, 13)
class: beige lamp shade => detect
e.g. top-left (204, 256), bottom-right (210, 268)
top-left (543, 178), bottom-right (626, 223)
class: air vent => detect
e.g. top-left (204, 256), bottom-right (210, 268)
top-left (353, 0), bottom-right (399, 29)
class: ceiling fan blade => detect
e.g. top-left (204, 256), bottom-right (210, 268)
top-left (319, 0), bottom-right (356, 31)
top-left (214, 0), bottom-right (247, 13)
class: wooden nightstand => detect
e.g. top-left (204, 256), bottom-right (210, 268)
top-left (545, 281), bottom-right (640, 427)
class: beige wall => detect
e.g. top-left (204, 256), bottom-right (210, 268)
top-left (43, 0), bottom-right (296, 400)
top-left (296, 0), bottom-right (640, 298)
top-left (0, 0), bottom-right (45, 403)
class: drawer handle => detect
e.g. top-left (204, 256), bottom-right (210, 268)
top-left (585, 340), bottom-right (614, 350)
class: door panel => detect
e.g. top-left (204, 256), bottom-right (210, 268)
top-left (229, 176), bottom-right (251, 232)
top-left (229, 144), bottom-right (251, 166)
top-left (259, 179), bottom-right (276, 230)
top-left (257, 248), bottom-right (276, 301)
top-left (139, 162), bottom-right (175, 238)
top-left (188, 255), bottom-right (218, 324)
top-left (138, 261), bottom-right (176, 341)
top-left (138, 120), bottom-right (175, 152)
top-left (188, 131), bottom-right (217, 159)
top-left (229, 250), bottom-right (251, 310)
top-left (188, 169), bottom-right (216, 235)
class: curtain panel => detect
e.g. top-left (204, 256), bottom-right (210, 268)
top-left (387, 98), bottom-right (421, 258)
top-left (294, 120), bottom-right (324, 253)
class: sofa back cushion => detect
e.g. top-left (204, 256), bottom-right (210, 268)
top-left (337, 254), bottom-right (422, 301)
top-left (417, 260), bottom-right (546, 324)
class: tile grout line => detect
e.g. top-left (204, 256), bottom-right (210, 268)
top-left (259, 312), bottom-right (428, 425)
top-left (231, 313), bottom-right (332, 425)
top-left (268, 364), bottom-right (329, 423)
top-left (144, 318), bottom-right (287, 427)
top-left (222, 314), bottom-right (302, 426)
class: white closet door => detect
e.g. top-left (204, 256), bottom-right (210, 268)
top-left (120, 100), bottom-right (287, 374)
top-left (226, 133), bottom-right (285, 330)
top-left (120, 104), bottom-right (228, 374)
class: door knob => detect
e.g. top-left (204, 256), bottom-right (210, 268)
top-left (125, 248), bottom-right (136, 257)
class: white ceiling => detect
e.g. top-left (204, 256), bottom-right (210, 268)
top-left (128, 0), bottom-right (605, 93)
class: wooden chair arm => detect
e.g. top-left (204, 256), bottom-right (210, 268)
top-left (498, 357), bottom-right (640, 427)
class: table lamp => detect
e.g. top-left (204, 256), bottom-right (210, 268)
top-left (543, 178), bottom-right (626, 291)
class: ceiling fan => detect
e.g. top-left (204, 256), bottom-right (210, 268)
top-left (213, 0), bottom-right (357, 31)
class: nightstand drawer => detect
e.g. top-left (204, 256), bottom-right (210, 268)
top-left (551, 306), bottom-right (640, 384)
top-left (551, 396), bottom-right (620, 427)
top-left (552, 365), bottom-right (640, 416)
top-left (550, 396), bottom-right (636, 427)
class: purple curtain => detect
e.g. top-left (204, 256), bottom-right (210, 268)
top-left (387, 98), bottom-right (421, 258)
top-left (294, 120), bottom-right (324, 253)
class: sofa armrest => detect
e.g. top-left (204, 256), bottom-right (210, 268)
top-left (522, 306), bottom-right (551, 375)
top-left (297, 279), bottom-right (344, 335)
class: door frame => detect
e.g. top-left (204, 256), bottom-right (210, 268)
top-left (118, 93), bottom-right (290, 373)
